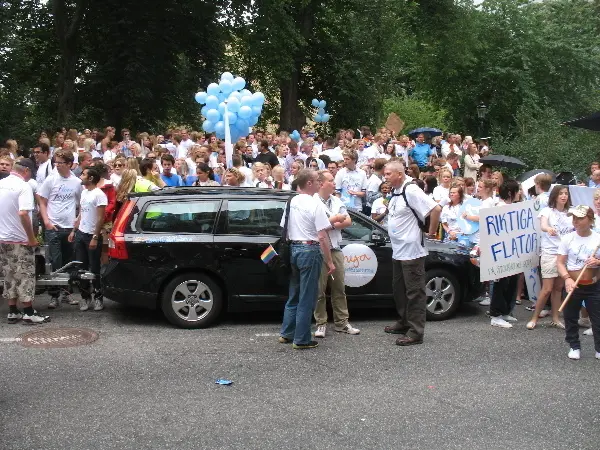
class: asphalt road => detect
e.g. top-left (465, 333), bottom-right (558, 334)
top-left (1, 295), bottom-right (599, 450)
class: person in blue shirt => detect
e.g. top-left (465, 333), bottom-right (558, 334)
top-left (408, 133), bottom-right (436, 168)
top-left (159, 154), bottom-right (183, 187)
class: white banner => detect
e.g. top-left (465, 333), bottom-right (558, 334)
top-left (479, 200), bottom-right (541, 282)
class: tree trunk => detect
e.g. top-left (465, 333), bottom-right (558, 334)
top-left (278, 1), bottom-right (315, 132)
top-left (53, 0), bottom-right (87, 127)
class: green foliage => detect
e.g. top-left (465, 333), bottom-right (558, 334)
top-left (381, 96), bottom-right (450, 134)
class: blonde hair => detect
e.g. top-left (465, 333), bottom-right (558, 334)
top-left (126, 157), bottom-right (141, 175)
top-left (176, 158), bottom-right (188, 177)
top-left (438, 168), bottom-right (453, 182)
top-left (83, 138), bottom-right (96, 152)
top-left (116, 169), bottom-right (138, 202)
top-left (6, 139), bottom-right (18, 157)
top-left (252, 162), bottom-right (267, 176)
top-left (225, 167), bottom-right (245, 185)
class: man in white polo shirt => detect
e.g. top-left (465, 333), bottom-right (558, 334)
top-left (1, 161), bottom-right (48, 324)
top-left (279, 169), bottom-right (335, 350)
top-left (383, 160), bottom-right (441, 346)
top-left (313, 170), bottom-right (360, 338)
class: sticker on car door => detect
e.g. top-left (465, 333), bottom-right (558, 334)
top-left (342, 243), bottom-right (378, 287)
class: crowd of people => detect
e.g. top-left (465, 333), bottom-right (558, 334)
top-left (0, 125), bottom-right (599, 359)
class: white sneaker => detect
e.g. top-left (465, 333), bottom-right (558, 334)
top-left (7, 311), bottom-right (23, 324)
top-left (479, 297), bottom-right (491, 306)
top-left (336, 323), bottom-right (360, 335)
top-left (80, 299), bottom-right (91, 312)
top-left (93, 298), bottom-right (104, 311)
top-left (47, 297), bottom-right (59, 309)
top-left (23, 312), bottom-right (47, 324)
top-left (491, 317), bottom-right (513, 328)
top-left (539, 310), bottom-right (551, 318)
top-left (502, 315), bottom-right (518, 323)
top-left (314, 325), bottom-right (327, 338)
top-left (568, 348), bottom-right (581, 360)
top-left (584, 328), bottom-right (594, 336)
top-left (595, 352), bottom-right (600, 360)
top-left (579, 317), bottom-right (592, 328)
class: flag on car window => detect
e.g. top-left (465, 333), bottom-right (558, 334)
top-left (260, 245), bottom-right (278, 264)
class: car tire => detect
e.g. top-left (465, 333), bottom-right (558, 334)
top-left (161, 273), bottom-right (223, 329)
top-left (425, 268), bottom-right (461, 321)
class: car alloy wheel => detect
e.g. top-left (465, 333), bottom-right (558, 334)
top-left (425, 268), bottom-right (460, 321)
top-left (170, 280), bottom-right (214, 322)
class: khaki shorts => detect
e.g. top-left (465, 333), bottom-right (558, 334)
top-left (0, 243), bottom-right (36, 303)
top-left (540, 252), bottom-right (558, 279)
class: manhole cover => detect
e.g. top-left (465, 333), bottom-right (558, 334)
top-left (18, 327), bottom-right (98, 348)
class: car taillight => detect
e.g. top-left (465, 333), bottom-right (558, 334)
top-left (108, 200), bottom-right (135, 260)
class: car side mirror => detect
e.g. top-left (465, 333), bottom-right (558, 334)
top-left (371, 230), bottom-right (386, 245)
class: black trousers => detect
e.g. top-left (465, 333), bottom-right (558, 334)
top-left (489, 274), bottom-right (518, 317)
top-left (563, 282), bottom-right (600, 352)
top-left (73, 230), bottom-right (102, 299)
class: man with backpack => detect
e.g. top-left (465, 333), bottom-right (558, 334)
top-left (382, 161), bottom-right (441, 346)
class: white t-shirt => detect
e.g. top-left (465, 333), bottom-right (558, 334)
top-left (371, 197), bottom-right (389, 227)
top-left (387, 177), bottom-right (438, 260)
top-left (79, 188), bottom-right (108, 235)
top-left (366, 174), bottom-right (383, 206)
top-left (538, 191), bottom-right (549, 210)
top-left (558, 231), bottom-right (600, 271)
top-left (103, 150), bottom-right (117, 163)
top-left (110, 173), bottom-right (122, 187)
top-left (36, 160), bottom-right (52, 185)
top-left (0, 174), bottom-right (35, 243)
top-left (38, 173), bottom-right (82, 228)
top-left (471, 196), bottom-right (496, 244)
top-left (432, 185), bottom-right (450, 206)
top-left (441, 203), bottom-right (462, 234)
top-left (314, 193), bottom-right (346, 249)
top-left (239, 166), bottom-right (254, 187)
top-left (357, 147), bottom-right (379, 167)
top-left (281, 194), bottom-right (330, 241)
top-left (176, 144), bottom-right (188, 159)
top-left (181, 138), bottom-right (194, 150)
top-left (322, 148), bottom-right (343, 162)
top-left (538, 207), bottom-right (574, 254)
top-left (335, 167), bottom-right (368, 210)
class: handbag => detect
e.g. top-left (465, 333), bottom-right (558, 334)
top-left (266, 196), bottom-right (293, 276)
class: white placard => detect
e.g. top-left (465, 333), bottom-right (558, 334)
top-left (479, 200), bottom-right (541, 282)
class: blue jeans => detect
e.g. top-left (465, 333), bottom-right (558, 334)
top-left (280, 243), bottom-right (323, 345)
top-left (45, 227), bottom-right (73, 296)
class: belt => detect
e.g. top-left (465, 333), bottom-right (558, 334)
top-left (578, 277), bottom-right (598, 286)
top-left (291, 240), bottom-right (318, 245)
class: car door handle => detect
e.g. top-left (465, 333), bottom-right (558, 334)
top-left (224, 247), bottom-right (248, 251)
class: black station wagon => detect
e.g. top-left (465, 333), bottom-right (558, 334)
top-left (103, 187), bottom-right (482, 328)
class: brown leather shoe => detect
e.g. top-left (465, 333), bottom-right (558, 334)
top-left (395, 336), bottom-right (423, 346)
top-left (384, 324), bottom-right (407, 335)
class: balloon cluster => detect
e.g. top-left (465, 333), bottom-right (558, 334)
top-left (311, 98), bottom-right (330, 123)
top-left (290, 130), bottom-right (301, 141)
top-left (195, 72), bottom-right (265, 141)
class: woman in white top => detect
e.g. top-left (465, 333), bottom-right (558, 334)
top-left (432, 168), bottom-right (452, 206)
top-left (110, 157), bottom-right (126, 187)
top-left (526, 186), bottom-right (573, 329)
top-left (382, 143), bottom-right (395, 160)
top-left (271, 165), bottom-right (291, 190)
top-left (463, 143), bottom-right (481, 181)
top-left (371, 182), bottom-right (392, 227)
top-left (441, 184), bottom-right (464, 242)
top-left (557, 205), bottom-right (600, 360)
top-left (253, 162), bottom-right (273, 188)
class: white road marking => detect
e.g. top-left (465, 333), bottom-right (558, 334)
top-left (0, 337), bottom-right (22, 343)
top-left (254, 333), bottom-right (279, 337)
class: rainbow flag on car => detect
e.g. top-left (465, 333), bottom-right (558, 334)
top-left (260, 245), bottom-right (278, 264)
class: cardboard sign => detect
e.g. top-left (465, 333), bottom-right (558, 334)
top-left (385, 113), bottom-right (405, 135)
top-left (479, 200), bottom-right (541, 282)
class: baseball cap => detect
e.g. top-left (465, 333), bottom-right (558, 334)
top-left (568, 205), bottom-right (593, 218)
top-left (15, 158), bottom-right (36, 172)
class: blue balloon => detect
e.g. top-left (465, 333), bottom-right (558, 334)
top-left (248, 115), bottom-right (259, 126)
top-left (251, 106), bottom-right (262, 116)
top-left (216, 130), bottom-right (225, 140)
top-left (218, 102), bottom-right (226, 116)
top-left (221, 72), bottom-right (234, 82)
top-left (319, 100), bottom-right (327, 109)
top-left (228, 97), bottom-right (241, 113)
top-left (311, 98), bottom-right (319, 107)
top-left (318, 107), bottom-right (325, 115)
top-left (219, 79), bottom-right (233, 95)
top-left (215, 121), bottom-right (225, 135)
top-left (241, 95), bottom-right (253, 107)
top-left (226, 111), bottom-right (238, 125)
top-left (205, 95), bottom-right (219, 109)
top-left (195, 91), bottom-right (207, 104)
top-left (232, 77), bottom-right (246, 91)
top-left (217, 92), bottom-right (227, 102)
top-left (229, 91), bottom-right (242, 101)
top-left (207, 83), bottom-right (220, 96)
top-left (202, 120), bottom-right (215, 133)
top-left (206, 109), bottom-right (220, 123)
top-left (236, 118), bottom-right (249, 133)
top-left (314, 114), bottom-right (323, 123)
top-left (241, 89), bottom-right (252, 97)
top-left (322, 113), bottom-right (330, 122)
top-left (200, 105), bottom-right (209, 117)
top-left (238, 105), bottom-right (252, 119)
top-left (252, 92), bottom-right (265, 106)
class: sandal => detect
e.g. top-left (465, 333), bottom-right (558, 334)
top-left (526, 321), bottom-right (536, 330)
top-left (549, 321), bottom-right (565, 330)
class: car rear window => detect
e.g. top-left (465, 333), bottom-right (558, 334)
top-left (226, 200), bottom-right (285, 236)
top-left (140, 200), bottom-right (219, 234)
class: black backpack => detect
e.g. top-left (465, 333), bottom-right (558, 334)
top-left (391, 181), bottom-right (430, 233)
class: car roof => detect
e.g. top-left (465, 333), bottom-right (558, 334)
top-left (129, 186), bottom-right (296, 199)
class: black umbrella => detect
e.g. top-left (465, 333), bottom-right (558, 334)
top-left (516, 169), bottom-right (556, 183)
top-left (479, 154), bottom-right (526, 169)
top-left (563, 112), bottom-right (600, 131)
top-left (408, 127), bottom-right (443, 139)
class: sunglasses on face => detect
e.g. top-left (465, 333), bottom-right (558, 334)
top-left (115, 164), bottom-right (123, 167)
